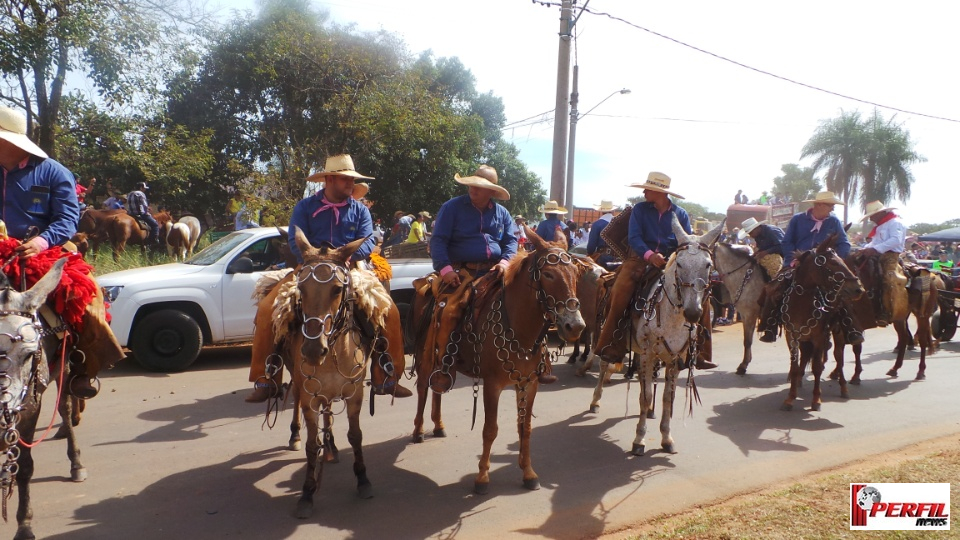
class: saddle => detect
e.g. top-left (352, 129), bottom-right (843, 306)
top-left (599, 206), bottom-right (632, 261)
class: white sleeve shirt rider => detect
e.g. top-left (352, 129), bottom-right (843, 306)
top-left (864, 218), bottom-right (907, 253)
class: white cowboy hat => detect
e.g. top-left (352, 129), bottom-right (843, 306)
top-left (626, 171), bottom-right (684, 199)
top-left (860, 200), bottom-right (896, 221)
top-left (803, 191), bottom-right (845, 205)
top-left (418, 211), bottom-right (431, 219)
top-left (352, 182), bottom-right (370, 199)
top-left (594, 200), bottom-right (618, 212)
top-left (306, 154), bottom-right (375, 183)
top-left (455, 165), bottom-right (510, 200)
top-left (738, 217), bottom-right (765, 239)
top-left (539, 200), bottom-right (568, 214)
top-left (0, 106), bottom-right (48, 159)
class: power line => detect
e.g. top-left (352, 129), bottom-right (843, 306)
top-left (579, 7), bottom-right (960, 124)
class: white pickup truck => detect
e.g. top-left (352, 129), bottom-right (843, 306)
top-left (97, 227), bottom-right (433, 372)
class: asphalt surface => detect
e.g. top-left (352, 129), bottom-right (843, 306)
top-left (16, 323), bottom-right (960, 539)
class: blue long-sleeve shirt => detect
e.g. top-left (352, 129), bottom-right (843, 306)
top-left (288, 189), bottom-right (375, 263)
top-left (781, 209), bottom-right (850, 267)
top-left (628, 201), bottom-right (692, 259)
top-left (1, 156), bottom-right (80, 247)
top-left (753, 224), bottom-right (785, 256)
top-left (535, 215), bottom-right (566, 242)
top-left (430, 194), bottom-right (517, 272)
top-left (587, 215), bottom-right (612, 255)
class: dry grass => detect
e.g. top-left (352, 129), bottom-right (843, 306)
top-left (613, 436), bottom-right (959, 540)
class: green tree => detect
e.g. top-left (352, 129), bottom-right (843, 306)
top-left (771, 163), bottom-right (821, 203)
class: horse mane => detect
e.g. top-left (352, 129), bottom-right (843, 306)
top-left (502, 248), bottom-right (530, 287)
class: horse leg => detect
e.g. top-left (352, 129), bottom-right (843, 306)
top-left (346, 394), bottom-right (373, 499)
top-left (631, 358), bottom-right (654, 455)
top-left (14, 414), bottom-right (40, 540)
top-left (58, 393), bottom-right (87, 482)
top-left (579, 337), bottom-right (592, 364)
top-left (412, 365), bottom-right (430, 443)
top-left (575, 351), bottom-right (593, 377)
top-left (430, 392), bottom-right (445, 437)
top-left (735, 313), bottom-right (757, 375)
top-left (516, 382), bottom-right (540, 490)
top-left (659, 362), bottom-right (678, 453)
top-left (888, 321), bottom-right (909, 377)
top-left (474, 381), bottom-right (503, 495)
top-left (916, 317), bottom-right (931, 381)
top-left (295, 406), bottom-right (321, 519)
top-left (588, 359), bottom-right (607, 413)
top-left (288, 385), bottom-right (302, 451)
top-left (781, 342), bottom-right (801, 411)
top-left (850, 343), bottom-right (864, 384)
top-left (567, 341), bottom-right (580, 364)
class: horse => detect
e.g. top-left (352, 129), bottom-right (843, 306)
top-left (164, 221), bottom-right (191, 261)
top-left (103, 210), bottom-right (173, 261)
top-left (0, 258), bottom-right (87, 540)
top-left (77, 208), bottom-right (125, 257)
top-left (588, 217), bottom-right (723, 456)
top-left (712, 242), bottom-right (767, 375)
top-left (411, 228), bottom-right (585, 493)
top-left (887, 267), bottom-right (943, 380)
top-left (177, 216), bottom-right (202, 257)
top-left (280, 230), bottom-right (378, 518)
top-left (778, 236), bottom-right (864, 411)
top-left (566, 256), bottom-right (616, 379)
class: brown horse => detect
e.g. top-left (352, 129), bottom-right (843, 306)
top-left (77, 208), bottom-right (126, 256)
top-left (887, 267), bottom-right (943, 380)
top-left (104, 210), bottom-right (172, 261)
top-left (780, 236), bottom-right (864, 411)
top-left (411, 229), bottom-right (585, 493)
top-left (281, 231), bottom-right (376, 518)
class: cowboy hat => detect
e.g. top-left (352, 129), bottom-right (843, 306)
top-left (455, 165), bottom-right (510, 200)
top-left (539, 200), bottom-right (568, 214)
top-left (393, 210), bottom-right (405, 218)
top-left (860, 200), bottom-right (896, 221)
top-left (514, 214), bottom-right (526, 221)
top-left (352, 182), bottom-right (370, 200)
top-left (627, 171), bottom-right (684, 199)
top-left (738, 217), bottom-right (765, 239)
top-left (594, 200), bottom-right (618, 212)
top-left (803, 191), bottom-right (845, 205)
top-left (306, 154), bottom-right (375, 183)
top-left (0, 106), bottom-right (48, 159)
top-left (418, 211), bottom-right (431, 219)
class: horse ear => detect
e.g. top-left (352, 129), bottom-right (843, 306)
top-left (292, 226), bottom-right (319, 259)
top-left (335, 237), bottom-right (368, 264)
top-left (819, 233), bottom-right (838, 253)
top-left (701, 219), bottom-right (726, 247)
top-left (551, 228), bottom-right (568, 250)
top-left (526, 226), bottom-right (547, 250)
top-left (22, 258), bottom-right (68, 313)
top-left (671, 214), bottom-right (692, 245)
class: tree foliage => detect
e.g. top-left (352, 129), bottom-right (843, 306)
top-left (770, 163), bottom-right (821, 203)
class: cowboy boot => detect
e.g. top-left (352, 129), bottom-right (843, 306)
top-left (369, 302), bottom-right (412, 398)
top-left (757, 281), bottom-right (783, 343)
top-left (695, 307), bottom-right (717, 369)
top-left (70, 289), bottom-right (126, 398)
top-left (247, 282), bottom-right (286, 403)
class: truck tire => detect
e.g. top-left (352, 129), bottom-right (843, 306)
top-left (933, 311), bottom-right (957, 342)
top-left (131, 309), bottom-right (204, 372)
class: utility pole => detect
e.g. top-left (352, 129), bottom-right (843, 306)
top-left (565, 64), bottom-right (579, 220)
top-left (548, 0), bottom-right (573, 205)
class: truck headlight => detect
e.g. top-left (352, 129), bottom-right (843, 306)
top-left (102, 285), bottom-right (124, 302)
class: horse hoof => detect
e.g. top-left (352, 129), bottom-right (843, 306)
top-left (662, 443), bottom-right (676, 454)
top-left (631, 443), bottom-right (645, 456)
top-left (646, 411), bottom-right (656, 420)
top-left (841, 390), bottom-right (850, 399)
top-left (289, 440), bottom-right (302, 452)
top-left (735, 367), bottom-right (747, 376)
top-left (413, 433), bottom-right (425, 444)
top-left (357, 481), bottom-right (374, 499)
top-left (588, 405), bottom-right (599, 414)
top-left (828, 372), bottom-right (839, 381)
top-left (71, 467), bottom-right (88, 483)
top-left (433, 428), bottom-right (447, 438)
top-left (474, 482), bottom-right (489, 495)
top-left (522, 478), bottom-right (541, 491)
top-left (886, 370), bottom-right (898, 378)
top-left (851, 378), bottom-right (861, 385)
top-left (13, 526), bottom-right (35, 540)
top-left (916, 373), bottom-right (926, 381)
top-left (574, 369), bottom-right (586, 378)
top-left (780, 403), bottom-right (793, 411)
top-left (811, 403), bottom-right (821, 411)
top-left (295, 500), bottom-right (313, 519)
top-left (566, 355), bottom-right (578, 364)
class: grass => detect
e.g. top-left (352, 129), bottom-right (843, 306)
top-left (86, 232), bottom-right (217, 276)
top-left (618, 436), bottom-right (959, 540)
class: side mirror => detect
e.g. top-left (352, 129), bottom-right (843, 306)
top-left (227, 256), bottom-right (254, 274)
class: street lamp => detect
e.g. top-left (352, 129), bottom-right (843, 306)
top-left (565, 73), bottom-right (630, 220)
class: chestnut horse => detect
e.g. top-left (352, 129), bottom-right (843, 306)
top-left (0, 259), bottom-right (86, 539)
top-left (104, 210), bottom-right (172, 261)
top-left (411, 228), bottom-right (585, 493)
top-left (281, 231), bottom-right (375, 518)
top-left (779, 236), bottom-right (864, 411)
top-left (77, 208), bottom-right (125, 256)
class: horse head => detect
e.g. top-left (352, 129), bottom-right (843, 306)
top-left (292, 226), bottom-right (363, 361)
top-left (521, 227), bottom-right (585, 342)
top-left (668, 216), bottom-right (723, 323)
top-left (794, 234), bottom-right (864, 300)
top-left (0, 258), bottom-right (67, 415)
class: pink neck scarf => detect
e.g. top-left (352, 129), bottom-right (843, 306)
top-left (809, 210), bottom-right (827, 234)
top-left (312, 197), bottom-right (349, 223)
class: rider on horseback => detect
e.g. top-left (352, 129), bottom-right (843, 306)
top-left (587, 200), bottom-right (619, 268)
top-left (126, 182), bottom-right (159, 244)
top-left (0, 105), bottom-right (126, 399)
top-left (246, 154), bottom-right (411, 402)
top-left (594, 172), bottom-right (717, 370)
top-left (738, 217), bottom-right (784, 280)
top-left (857, 200), bottom-right (909, 326)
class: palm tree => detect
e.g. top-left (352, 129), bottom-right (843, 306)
top-left (801, 109), bottom-right (924, 223)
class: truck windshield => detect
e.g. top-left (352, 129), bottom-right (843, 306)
top-left (184, 232), bottom-right (253, 265)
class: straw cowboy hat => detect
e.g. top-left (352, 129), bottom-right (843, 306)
top-left (594, 200), bottom-right (618, 212)
top-left (803, 191), bottom-right (845, 205)
top-left (627, 171), bottom-right (684, 199)
top-left (0, 106), bottom-right (48, 159)
top-left (352, 182), bottom-right (370, 199)
top-left (738, 217), bottom-right (766, 239)
top-left (393, 210), bottom-right (405, 219)
top-left (860, 200), bottom-right (896, 221)
top-left (418, 211), bottom-right (431, 219)
top-left (455, 164), bottom-right (510, 200)
top-left (306, 154), bottom-right (375, 183)
top-left (514, 214), bottom-right (526, 222)
top-left (539, 200), bottom-right (568, 214)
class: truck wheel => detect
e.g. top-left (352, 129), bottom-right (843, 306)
top-left (934, 311), bottom-right (957, 341)
top-left (131, 309), bottom-right (203, 372)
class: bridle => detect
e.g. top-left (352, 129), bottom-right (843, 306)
top-left (530, 248), bottom-right (581, 323)
top-left (296, 261), bottom-right (354, 346)
top-left (712, 244), bottom-right (758, 305)
top-left (664, 242), bottom-right (712, 308)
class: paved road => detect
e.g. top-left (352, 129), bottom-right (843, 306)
top-left (17, 324), bottom-right (960, 539)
